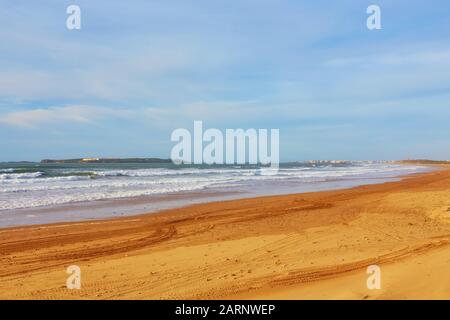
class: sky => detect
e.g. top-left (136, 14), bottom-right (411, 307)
top-left (0, 0), bottom-right (449, 162)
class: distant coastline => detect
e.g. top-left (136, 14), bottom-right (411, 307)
top-left (0, 158), bottom-right (448, 165)
top-left (40, 157), bottom-right (172, 164)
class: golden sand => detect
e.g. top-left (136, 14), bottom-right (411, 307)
top-left (1, 166), bottom-right (450, 299)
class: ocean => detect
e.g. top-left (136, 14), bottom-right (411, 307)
top-left (0, 161), bottom-right (432, 227)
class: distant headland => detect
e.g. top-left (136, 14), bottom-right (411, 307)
top-left (40, 158), bottom-right (172, 164)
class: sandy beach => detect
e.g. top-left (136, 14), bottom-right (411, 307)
top-left (1, 164), bottom-right (450, 300)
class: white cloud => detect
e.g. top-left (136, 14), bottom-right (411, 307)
top-left (324, 49), bottom-right (450, 68)
top-left (0, 105), bottom-right (131, 128)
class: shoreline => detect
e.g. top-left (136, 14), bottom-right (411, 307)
top-left (0, 163), bottom-right (435, 229)
top-left (1, 165), bottom-right (449, 299)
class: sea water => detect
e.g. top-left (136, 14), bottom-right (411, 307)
top-left (0, 161), bottom-right (433, 227)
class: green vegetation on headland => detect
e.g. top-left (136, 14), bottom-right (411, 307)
top-left (40, 158), bottom-right (172, 164)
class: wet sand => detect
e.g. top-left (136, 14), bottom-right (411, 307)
top-left (1, 165), bottom-right (449, 299)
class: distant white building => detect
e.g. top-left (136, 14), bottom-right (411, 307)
top-left (81, 158), bottom-right (100, 162)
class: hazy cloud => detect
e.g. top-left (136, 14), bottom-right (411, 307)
top-left (0, 105), bottom-right (131, 129)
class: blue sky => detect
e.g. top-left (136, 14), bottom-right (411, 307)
top-left (0, 0), bottom-right (449, 161)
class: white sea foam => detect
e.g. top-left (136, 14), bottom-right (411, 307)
top-left (0, 171), bottom-right (43, 180)
top-left (0, 162), bottom-right (430, 211)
